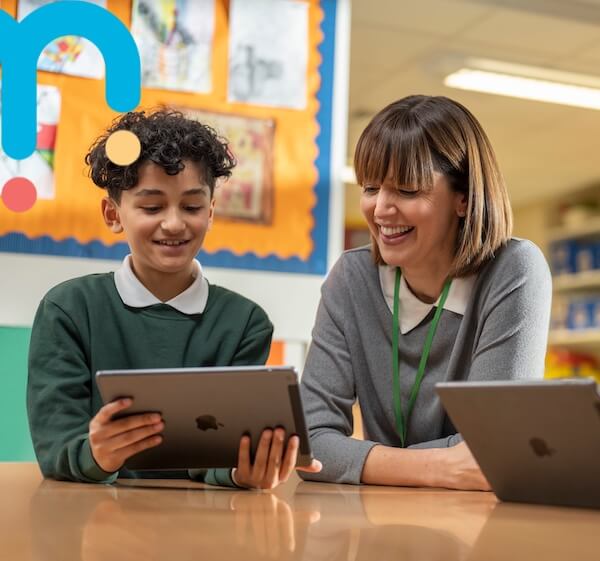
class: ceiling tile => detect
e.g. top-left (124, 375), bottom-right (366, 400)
top-left (352, 0), bottom-right (492, 36)
top-left (461, 9), bottom-right (600, 56)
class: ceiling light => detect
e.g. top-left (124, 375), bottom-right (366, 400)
top-left (444, 58), bottom-right (600, 110)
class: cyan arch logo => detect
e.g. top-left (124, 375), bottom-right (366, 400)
top-left (0, 1), bottom-right (141, 160)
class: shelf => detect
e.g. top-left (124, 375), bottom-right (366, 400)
top-left (548, 217), bottom-right (600, 242)
top-left (548, 329), bottom-right (600, 347)
top-left (553, 270), bottom-right (600, 292)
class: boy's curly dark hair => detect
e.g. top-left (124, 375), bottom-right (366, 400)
top-left (85, 109), bottom-right (236, 201)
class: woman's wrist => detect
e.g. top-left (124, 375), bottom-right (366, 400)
top-left (423, 447), bottom-right (447, 488)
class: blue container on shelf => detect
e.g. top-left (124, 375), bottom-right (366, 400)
top-left (593, 240), bottom-right (600, 270)
top-left (567, 297), bottom-right (595, 329)
top-left (591, 297), bottom-right (600, 328)
top-left (550, 240), bottom-right (577, 275)
top-left (574, 242), bottom-right (596, 273)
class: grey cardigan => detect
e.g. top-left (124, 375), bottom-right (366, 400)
top-left (300, 239), bottom-right (552, 484)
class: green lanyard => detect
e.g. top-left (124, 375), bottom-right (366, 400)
top-left (392, 268), bottom-right (452, 447)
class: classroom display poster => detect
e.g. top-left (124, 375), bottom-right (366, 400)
top-left (0, 84), bottom-right (61, 201)
top-left (181, 108), bottom-right (275, 224)
top-left (131, 0), bottom-right (215, 93)
top-left (228, 0), bottom-right (309, 109)
top-left (0, 0), bottom-right (338, 275)
top-left (17, 0), bottom-right (107, 79)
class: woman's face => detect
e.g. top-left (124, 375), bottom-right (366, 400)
top-left (359, 171), bottom-right (467, 271)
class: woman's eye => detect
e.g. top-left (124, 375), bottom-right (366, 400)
top-left (362, 185), bottom-right (379, 195)
top-left (398, 189), bottom-right (418, 197)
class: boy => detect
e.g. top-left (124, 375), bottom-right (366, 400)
top-left (27, 109), bottom-right (321, 488)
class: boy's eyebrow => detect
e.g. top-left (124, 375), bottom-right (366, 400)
top-left (134, 187), bottom-right (209, 197)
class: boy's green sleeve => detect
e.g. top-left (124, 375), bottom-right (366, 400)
top-left (27, 298), bottom-right (116, 483)
top-left (188, 468), bottom-right (241, 488)
top-left (231, 305), bottom-right (274, 366)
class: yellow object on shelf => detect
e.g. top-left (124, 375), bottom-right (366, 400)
top-left (545, 347), bottom-right (600, 383)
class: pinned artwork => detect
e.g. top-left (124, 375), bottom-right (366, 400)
top-left (17, 0), bottom-right (107, 79)
top-left (0, 84), bottom-right (61, 211)
top-left (131, 0), bottom-right (216, 93)
top-left (181, 107), bottom-right (275, 224)
top-left (228, 0), bottom-right (308, 109)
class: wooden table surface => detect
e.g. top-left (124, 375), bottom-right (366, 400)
top-left (2, 463), bottom-right (599, 561)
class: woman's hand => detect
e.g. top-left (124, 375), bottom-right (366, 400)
top-left (89, 398), bottom-right (164, 474)
top-left (233, 428), bottom-right (322, 490)
top-left (439, 441), bottom-right (492, 491)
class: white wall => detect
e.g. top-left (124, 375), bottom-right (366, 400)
top-left (0, 252), bottom-right (326, 341)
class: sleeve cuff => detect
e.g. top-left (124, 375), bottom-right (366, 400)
top-left (77, 438), bottom-right (118, 483)
top-left (201, 468), bottom-right (242, 488)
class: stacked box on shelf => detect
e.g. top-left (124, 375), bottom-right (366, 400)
top-left (551, 238), bottom-right (600, 331)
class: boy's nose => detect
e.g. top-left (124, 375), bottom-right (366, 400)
top-left (160, 213), bottom-right (186, 233)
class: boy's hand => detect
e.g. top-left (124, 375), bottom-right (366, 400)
top-left (89, 398), bottom-right (164, 474)
top-left (233, 428), bottom-right (322, 490)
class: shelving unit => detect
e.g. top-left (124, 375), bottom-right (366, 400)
top-left (548, 328), bottom-right (600, 348)
top-left (553, 270), bottom-right (600, 292)
top-left (540, 193), bottom-right (600, 379)
top-left (547, 218), bottom-right (600, 243)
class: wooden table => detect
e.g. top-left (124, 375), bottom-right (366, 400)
top-left (2, 463), bottom-right (599, 560)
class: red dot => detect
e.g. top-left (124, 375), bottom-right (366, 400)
top-left (1, 177), bottom-right (37, 212)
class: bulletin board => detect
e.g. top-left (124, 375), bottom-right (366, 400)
top-left (0, 0), bottom-right (339, 275)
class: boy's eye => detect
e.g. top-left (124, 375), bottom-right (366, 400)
top-left (184, 206), bottom-right (203, 212)
top-left (141, 206), bottom-right (161, 213)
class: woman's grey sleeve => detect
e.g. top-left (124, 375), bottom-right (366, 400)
top-left (469, 240), bottom-right (552, 382)
top-left (300, 259), bottom-right (378, 484)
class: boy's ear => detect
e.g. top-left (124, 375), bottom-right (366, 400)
top-left (102, 197), bottom-right (123, 233)
top-left (207, 197), bottom-right (216, 230)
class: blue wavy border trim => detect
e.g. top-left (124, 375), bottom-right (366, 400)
top-left (0, 1), bottom-right (337, 275)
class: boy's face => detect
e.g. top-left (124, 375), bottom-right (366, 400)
top-left (102, 160), bottom-right (215, 281)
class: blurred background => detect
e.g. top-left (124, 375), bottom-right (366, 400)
top-left (343, 0), bottom-right (600, 383)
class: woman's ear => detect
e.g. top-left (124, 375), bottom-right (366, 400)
top-left (456, 193), bottom-right (468, 218)
top-left (102, 197), bottom-right (123, 233)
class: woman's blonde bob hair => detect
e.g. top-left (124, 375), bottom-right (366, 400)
top-left (354, 95), bottom-right (512, 277)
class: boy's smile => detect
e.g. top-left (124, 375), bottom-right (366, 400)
top-left (102, 160), bottom-right (215, 302)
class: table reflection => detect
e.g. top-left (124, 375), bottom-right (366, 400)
top-left (28, 478), bottom-right (599, 561)
top-left (467, 501), bottom-right (600, 561)
top-left (292, 483), bottom-right (496, 561)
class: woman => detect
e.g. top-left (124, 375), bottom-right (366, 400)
top-left (300, 95), bottom-right (551, 489)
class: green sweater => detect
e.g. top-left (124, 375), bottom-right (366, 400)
top-left (27, 273), bottom-right (273, 485)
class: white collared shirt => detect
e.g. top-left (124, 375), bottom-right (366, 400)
top-left (379, 265), bottom-right (476, 334)
top-left (113, 255), bottom-right (209, 315)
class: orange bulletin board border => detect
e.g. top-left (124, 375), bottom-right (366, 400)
top-left (0, 0), bottom-right (338, 275)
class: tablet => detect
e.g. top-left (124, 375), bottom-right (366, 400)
top-left (95, 366), bottom-right (313, 471)
top-left (436, 378), bottom-right (600, 509)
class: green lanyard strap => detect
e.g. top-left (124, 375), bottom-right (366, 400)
top-left (392, 268), bottom-right (452, 447)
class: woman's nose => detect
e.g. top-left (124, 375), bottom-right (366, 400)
top-left (374, 189), bottom-right (396, 217)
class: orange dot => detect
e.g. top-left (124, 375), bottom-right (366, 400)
top-left (105, 130), bottom-right (141, 166)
